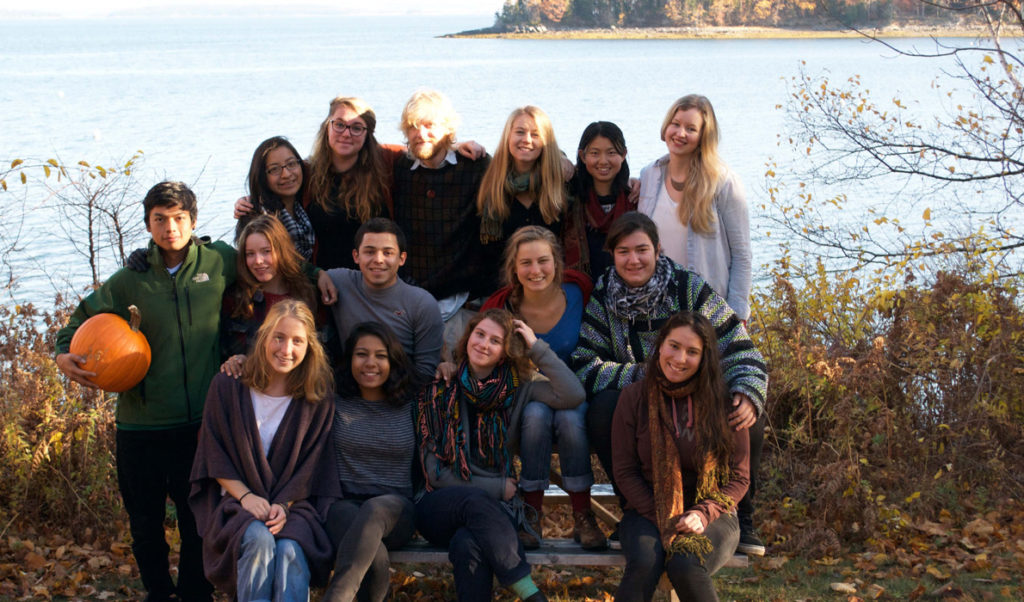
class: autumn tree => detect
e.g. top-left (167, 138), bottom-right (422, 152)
top-left (768, 0), bottom-right (1024, 278)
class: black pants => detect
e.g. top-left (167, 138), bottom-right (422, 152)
top-left (116, 425), bottom-right (212, 601)
top-left (616, 509), bottom-right (739, 602)
top-left (587, 389), bottom-right (765, 528)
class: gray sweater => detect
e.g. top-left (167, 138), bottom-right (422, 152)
top-left (333, 394), bottom-right (415, 499)
top-left (422, 339), bottom-right (585, 500)
top-left (327, 268), bottom-right (444, 383)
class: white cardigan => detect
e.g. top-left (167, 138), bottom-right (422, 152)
top-left (638, 155), bottom-right (752, 320)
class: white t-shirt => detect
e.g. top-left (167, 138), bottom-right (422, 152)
top-left (651, 182), bottom-right (689, 267)
top-left (250, 390), bottom-right (293, 458)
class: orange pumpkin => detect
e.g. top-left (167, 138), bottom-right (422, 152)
top-left (69, 305), bottom-right (152, 393)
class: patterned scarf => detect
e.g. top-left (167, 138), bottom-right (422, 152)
top-left (606, 254), bottom-right (674, 322)
top-left (418, 360), bottom-right (520, 486)
top-left (272, 203), bottom-right (315, 261)
top-left (648, 373), bottom-right (734, 561)
top-left (480, 171), bottom-right (534, 244)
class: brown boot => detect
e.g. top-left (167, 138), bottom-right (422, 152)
top-left (573, 509), bottom-right (608, 550)
top-left (518, 509), bottom-right (542, 550)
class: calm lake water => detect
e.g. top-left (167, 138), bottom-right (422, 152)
top-left (0, 14), bottom-right (965, 304)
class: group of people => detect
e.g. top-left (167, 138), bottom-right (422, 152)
top-left (54, 89), bottom-right (767, 602)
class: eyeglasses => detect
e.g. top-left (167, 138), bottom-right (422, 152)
top-left (330, 120), bottom-right (368, 137)
top-left (266, 159), bottom-right (301, 177)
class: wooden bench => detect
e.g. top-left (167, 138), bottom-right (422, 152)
top-left (391, 479), bottom-right (749, 599)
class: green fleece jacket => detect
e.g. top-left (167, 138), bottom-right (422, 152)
top-left (56, 237), bottom-right (236, 430)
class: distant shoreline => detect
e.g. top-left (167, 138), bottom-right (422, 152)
top-left (444, 24), bottom-right (994, 40)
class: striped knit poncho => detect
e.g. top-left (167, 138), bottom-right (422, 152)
top-left (570, 259), bottom-right (768, 412)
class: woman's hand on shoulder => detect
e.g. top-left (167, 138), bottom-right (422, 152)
top-left (434, 361), bottom-right (457, 385)
top-left (676, 511), bottom-right (705, 535)
top-left (513, 319), bottom-right (537, 348)
top-left (234, 196), bottom-right (253, 219)
top-left (265, 503), bottom-right (288, 534)
top-left (628, 178), bottom-right (641, 205)
top-left (317, 270), bottom-right (338, 305)
top-left (220, 354), bottom-right (246, 379)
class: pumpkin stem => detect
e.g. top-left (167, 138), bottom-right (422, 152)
top-left (128, 305), bottom-right (142, 332)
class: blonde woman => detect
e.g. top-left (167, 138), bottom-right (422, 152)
top-left (637, 95), bottom-right (752, 322)
top-left (190, 300), bottom-right (338, 601)
top-left (477, 106), bottom-right (579, 290)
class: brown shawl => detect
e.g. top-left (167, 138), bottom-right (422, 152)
top-left (189, 373), bottom-right (340, 594)
top-left (648, 375), bottom-right (734, 561)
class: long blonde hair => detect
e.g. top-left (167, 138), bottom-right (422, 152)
top-left (477, 106), bottom-right (565, 226)
top-left (308, 96), bottom-right (390, 222)
top-left (243, 299), bottom-right (333, 403)
top-left (660, 95), bottom-right (723, 234)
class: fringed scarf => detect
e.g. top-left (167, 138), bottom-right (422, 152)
top-left (480, 172), bottom-right (534, 244)
top-left (418, 360), bottom-right (520, 487)
top-left (648, 373), bottom-right (734, 562)
top-left (606, 254), bottom-right (674, 322)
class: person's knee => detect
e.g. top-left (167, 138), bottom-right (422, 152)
top-left (521, 402), bottom-right (554, 431)
top-left (275, 539), bottom-right (303, 566)
top-left (241, 522), bottom-right (276, 559)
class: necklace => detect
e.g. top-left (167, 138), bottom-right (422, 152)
top-left (669, 177), bottom-right (686, 192)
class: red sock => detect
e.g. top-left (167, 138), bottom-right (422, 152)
top-left (523, 489), bottom-right (544, 512)
top-left (569, 489), bottom-right (591, 514)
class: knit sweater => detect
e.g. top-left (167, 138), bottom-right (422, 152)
top-left (570, 260), bottom-right (767, 413)
top-left (391, 153), bottom-right (491, 300)
top-left (332, 395), bottom-right (415, 499)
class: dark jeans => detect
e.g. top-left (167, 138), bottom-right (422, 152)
top-left (322, 495), bottom-right (416, 602)
top-left (588, 388), bottom-right (764, 529)
top-left (616, 509), bottom-right (739, 602)
top-left (116, 425), bottom-right (213, 601)
top-left (415, 486), bottom-right (531, 600)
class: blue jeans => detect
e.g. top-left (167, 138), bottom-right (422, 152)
top-left (519, 401), bottom-right (594, 493)
top-left (415, 486), bottom-right (531, 600)
top-left (616, 509), bottom-right (739, 602)
top-left (237, 521), bottom-right (310, 602)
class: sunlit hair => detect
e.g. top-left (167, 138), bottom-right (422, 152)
top-left (572, 121), bottom-right (631, 199)
top-left (143, 181), bottom-right (197, 226)
top-left (399, 88), bottom-right (459, 152)
top-left (338, 322), bottom-right (414, 406)
top-left (477, 106), bottom-right (565, 226)
top-left (232, 215), bottom-right (316, 319)
top-left (659, 94), bottom-right (723, 234)
top-left (604, 211), bottom-right (661, 253)
top-left (237, 137), bottom-right (308, 241)
top-left (501, 226), bottom-right (564, 311)
top-left (454, 308), bottom-right (534, 379)
top-left (308, 96), bottom-right (390, 222)
top-left (243, 299), bottom-right (333, 403)
top-left (643, 312), bottom-right (733, 468)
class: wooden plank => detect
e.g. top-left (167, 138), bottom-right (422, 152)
top-left (389, 538), bottom-right (749, 569)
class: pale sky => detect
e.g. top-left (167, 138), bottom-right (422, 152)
top-left (0, 0), bottom-right (506, 17)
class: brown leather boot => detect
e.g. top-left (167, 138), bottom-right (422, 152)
top-left (573, 509), bottom-right (608, 550)
top-left (518, 509), bottom-right (542, 550)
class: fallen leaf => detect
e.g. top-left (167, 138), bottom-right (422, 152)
top-left (864, 583), bottom-right (885, 599)
top-left (760, 556), bottom-right (789, 570)
top-left (964, 518), bottom-right (994, 538)
top-left (929, 581), bottom-right (954, 596)
top-left (24, 552), bottom-right (47, 571)
top-left (830, 582), bottom-right (857, 593)
top-left (926, 565), bottom-right (951, 580)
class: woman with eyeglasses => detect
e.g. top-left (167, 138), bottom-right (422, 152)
top-left (303, 96), bottom-right (396, 271)
top-left (235, 136), bottom-right (317, 262)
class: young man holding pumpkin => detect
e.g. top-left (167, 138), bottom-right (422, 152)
top-left (55, 182), bottom-right (336, 602)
